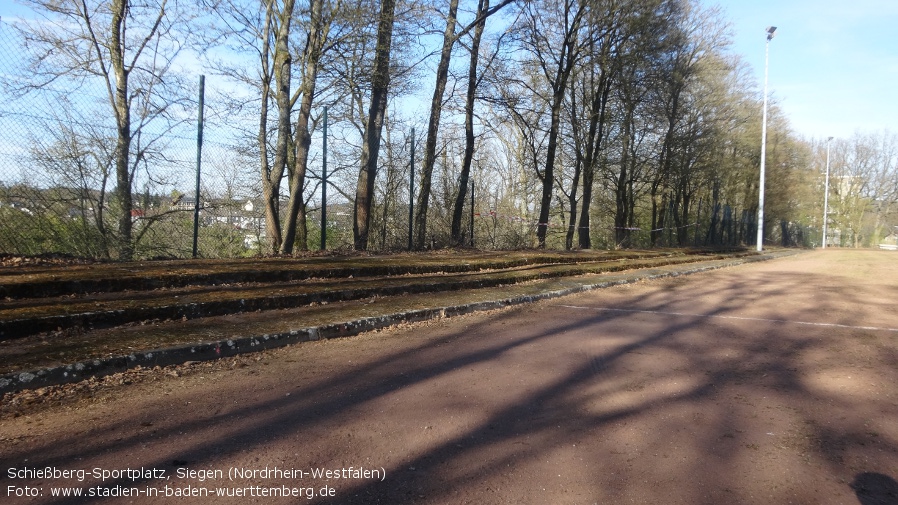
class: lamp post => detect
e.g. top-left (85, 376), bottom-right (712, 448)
top-left (822, 136), bottom-right (833, 248)
top-left (757, 26), bottom-right (776, 252)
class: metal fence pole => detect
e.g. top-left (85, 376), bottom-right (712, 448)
top-left (192, 75), bottom-right (205, 258)
top-left (408, 128), bottom-right (415, 251)
top-left (694, 197), bottom-right (703, 247)
top-left (321, 106), bottom-right (327, 250)
top-left (469, 179), bottom-right (474, 248)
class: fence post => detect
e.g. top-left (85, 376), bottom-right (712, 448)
top-left (320, 106), bottom-right (327, 250)
top-left (408, 128), bottom-right (415, 251)
top-left (469, 179), bottom-right (474, 248)
top-left (192, 75), bottom-right (205, 258)
top-left (694, 197), bottom-right (703, 247)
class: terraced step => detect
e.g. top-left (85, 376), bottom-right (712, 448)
top-left (0, 250), bottom-right (671, 299)
top-left (0, 249), bottom-right (797, 393)
top-left (0, 250), bottom-right (749, 340)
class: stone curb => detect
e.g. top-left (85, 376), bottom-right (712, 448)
top-left (0, 251), bottom-right (796, 394)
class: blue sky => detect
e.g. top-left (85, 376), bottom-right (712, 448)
top-left (709, 0), bottom-right (898, 140)
top-left (5, 0), bottom-right (896, 142)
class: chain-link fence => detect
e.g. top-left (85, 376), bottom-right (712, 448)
top-left (0, 17), bottom-right (316, 260)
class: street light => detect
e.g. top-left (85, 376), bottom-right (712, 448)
top-left (757, 26), bottom-right (776, 252)
top-left (822, 136), bottom-right (833, 248)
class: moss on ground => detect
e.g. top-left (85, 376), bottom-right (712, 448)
top-left (0, 248), bottom-right (766, 376)
top-left (0, 251), bottom-right (749, 338)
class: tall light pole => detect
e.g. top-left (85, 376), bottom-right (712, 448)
top-left (757, 26), bottom-right (776, 252)
top-left (822, 136), bottom-right (833, 248)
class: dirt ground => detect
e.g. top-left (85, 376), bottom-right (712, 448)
top-left (2, 249), bottom-right (897, 504)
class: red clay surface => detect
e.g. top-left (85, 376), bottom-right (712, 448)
top-left (2, 249), bottom-right (897, 504)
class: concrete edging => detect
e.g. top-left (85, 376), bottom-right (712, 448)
top-left (0, 251), bottom-right (794, 394)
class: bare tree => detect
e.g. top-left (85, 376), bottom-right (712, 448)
top-left (512, 0), bottom-right (587, 248)
top-left (257, 0), bottom-right (297, 253)
top-left (281, 0), bottom-right (331, 254)
top-left (411, 0), bottom-right (460, 249)
top-left (450, 0), bottom-right (490, 246)
top-left (207, 0), bottom-right (370, 254)
top-left (645, 1), bottom-right (726, 246)
top-left (411, 0), bottom-right (513, 249)
top-left (828, 132), bottom-right (898, 247)
top-left (204, 0), bottom-right (289, 254)
top-left (16, 0), bottom-right (194, 260)
top-left (28, 116), bottom-right (115, 257)
top-left (353, 0), bottom-right (396, 250)
top-left (565, 0), bottom-right (632, 249)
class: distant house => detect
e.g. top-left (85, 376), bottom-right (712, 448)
top-left (169, 193), bottom-right (196, 212)
top-left (879, 232), bottom-right (898, 251)
top-left (201, 198), bottom-right (264, 231)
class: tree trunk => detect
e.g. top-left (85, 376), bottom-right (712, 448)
top-left (536, 96), bottom-right (563, 248)
top-left (110, 0), bottom-right (133, 260)
top-left (354, 0), bottom-right (396, 251)
top-left (413, 0), bottom-right (459, 250)
top-left (650, 95), bottom-right (679, 247)
top-left (451, 0), bottom-right (488, 247)
top-left (282, 0), bottom-right (327, 254)
top-left (533, 2), bottom-right (584, 248)
top-left (565, 83), bottom-right (582, 250)
top-left (565, 161), bottom-right (581, 250)
top-left (259, 0), bottom-right (294, 254)
top-left (614, 106), bottom-right (634, 248)
top-left (577, 68), bottom-right (611, 250)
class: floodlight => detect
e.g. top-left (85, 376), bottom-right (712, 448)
top-left (757, 25), bottom-right (777, 251)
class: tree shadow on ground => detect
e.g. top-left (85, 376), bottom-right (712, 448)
top-left (3, 262), bottom-right (898, 504)
top-left (852, 472), bottom-right (898, 505)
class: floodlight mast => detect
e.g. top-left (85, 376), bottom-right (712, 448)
top-left (757, 26), bottom-right (777, 251)
top-left (822, 136), bottom-right (834, 248)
